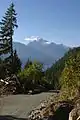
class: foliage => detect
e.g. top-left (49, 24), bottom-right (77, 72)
top-left (45, 47), bottom-right (80, 90)
top-left (24, 58), bottom-right (32, 69)
top-left (40, 76), bottom-right (53, 89)
top-left (18, 61), bottom-right (44, 92)
top-left (60, 48), bottom-right (80, 99)
top-left (0, 3), bottom-right (18, 76)
top-left (45, 54), bottom-right (68, 89)
top-left (0, 59), bottom-right (7, 79)
top-left (12, 50), bottom-right (21, 74)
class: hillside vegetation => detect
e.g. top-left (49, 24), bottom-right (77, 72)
top-left (45, 47), bottom-right (80, 99)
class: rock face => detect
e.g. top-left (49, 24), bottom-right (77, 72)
top-left (28, 95), bottom-right (80, 120)
top-left (28, 97), bottom-right (73, 120)
top-left (69, 98), bottom-right (80, 120)
top-left (0, 75), bottom-right (21, 95)
top-left (52, 101), bottom-right (73, 120)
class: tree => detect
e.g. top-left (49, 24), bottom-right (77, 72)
top-left (12, 50), bottom-right (21, 74)
top-left (0, 3), bottom-right (18, 74)
top-left (0, 58), bottom-right (7, 79)
top-left (24, 58), bottom-right (32, 69)
top-left (18, 61), bottom-right (44, 92)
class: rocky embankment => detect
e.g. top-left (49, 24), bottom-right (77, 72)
top-left (28, 95), bottom-right (80, 120)
top-left (27, 94), bottom-right (72, 120)
top-left (28, 95), bottom-right (55, 120)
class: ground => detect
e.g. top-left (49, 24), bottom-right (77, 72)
top-left (0, 92), bottom-right (54, 119)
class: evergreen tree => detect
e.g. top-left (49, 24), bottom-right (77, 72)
top-left (0, 3), bottom-right (18, 74)
top-left (0, 58), bottom-right (6, 79)
top-left (12, 50), bottom-right (21, 74)
top-left (24, 58), bottom-right (32, 69)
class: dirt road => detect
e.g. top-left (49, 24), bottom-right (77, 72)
top-left (0, 92), bottom-right (54, 119)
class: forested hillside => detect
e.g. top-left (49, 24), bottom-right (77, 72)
top-left (45, 47), bottom-right (80, 92)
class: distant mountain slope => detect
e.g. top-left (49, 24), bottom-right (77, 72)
top-left (13, 37), bottom-right (69, 66)
top-left (45, 47), bottom-right (80, 89)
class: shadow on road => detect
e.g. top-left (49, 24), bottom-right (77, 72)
top-left (0, 115), bottom-right (27, 120)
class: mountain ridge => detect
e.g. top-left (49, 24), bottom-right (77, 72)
top-left (13, 38), bottom-right (69, 67)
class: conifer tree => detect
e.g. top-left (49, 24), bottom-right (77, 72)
top-left (12, 50), bottom-right (21, 74)
top-left (24, 58), bottom-right (32, 69)
top-left (0, 3), bottom-right (18, 74)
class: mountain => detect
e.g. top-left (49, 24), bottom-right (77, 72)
top-left (13, 37), bottom-right (69, 67)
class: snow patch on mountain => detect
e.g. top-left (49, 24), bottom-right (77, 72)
top-left (25, 36), bottom-right (41, 41)
top-left (24, 36), bottom-right (52, 45)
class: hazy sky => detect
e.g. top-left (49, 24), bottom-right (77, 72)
top-left (0, 0), bottom-right (80, 47)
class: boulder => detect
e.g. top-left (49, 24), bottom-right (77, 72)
top-left (69, 98), bottom-right (80, 120)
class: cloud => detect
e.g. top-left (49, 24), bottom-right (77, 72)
top-left (24, 36), bottom-right (40, 41)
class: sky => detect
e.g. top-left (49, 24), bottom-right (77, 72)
top-left (0, 0), bottom-right (80, 47)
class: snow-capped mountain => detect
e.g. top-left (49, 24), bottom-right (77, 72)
top-left (13, 37), bottom-right (69, 67)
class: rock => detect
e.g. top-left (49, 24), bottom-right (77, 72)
top-left (69, 106), bottom-right (80, 120)
top-left (76, 116), bottom-right (80, 120)
top-left (69, 98), bottom-right (80, 120)
top-left (28, 95), bottom-right (55, 120)
top-left (69, 108), bottom-right (78, 120)
top-left (0, 74), bottom-right (21, 95)
top-left (28, 90), bottom-right (33, 95)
